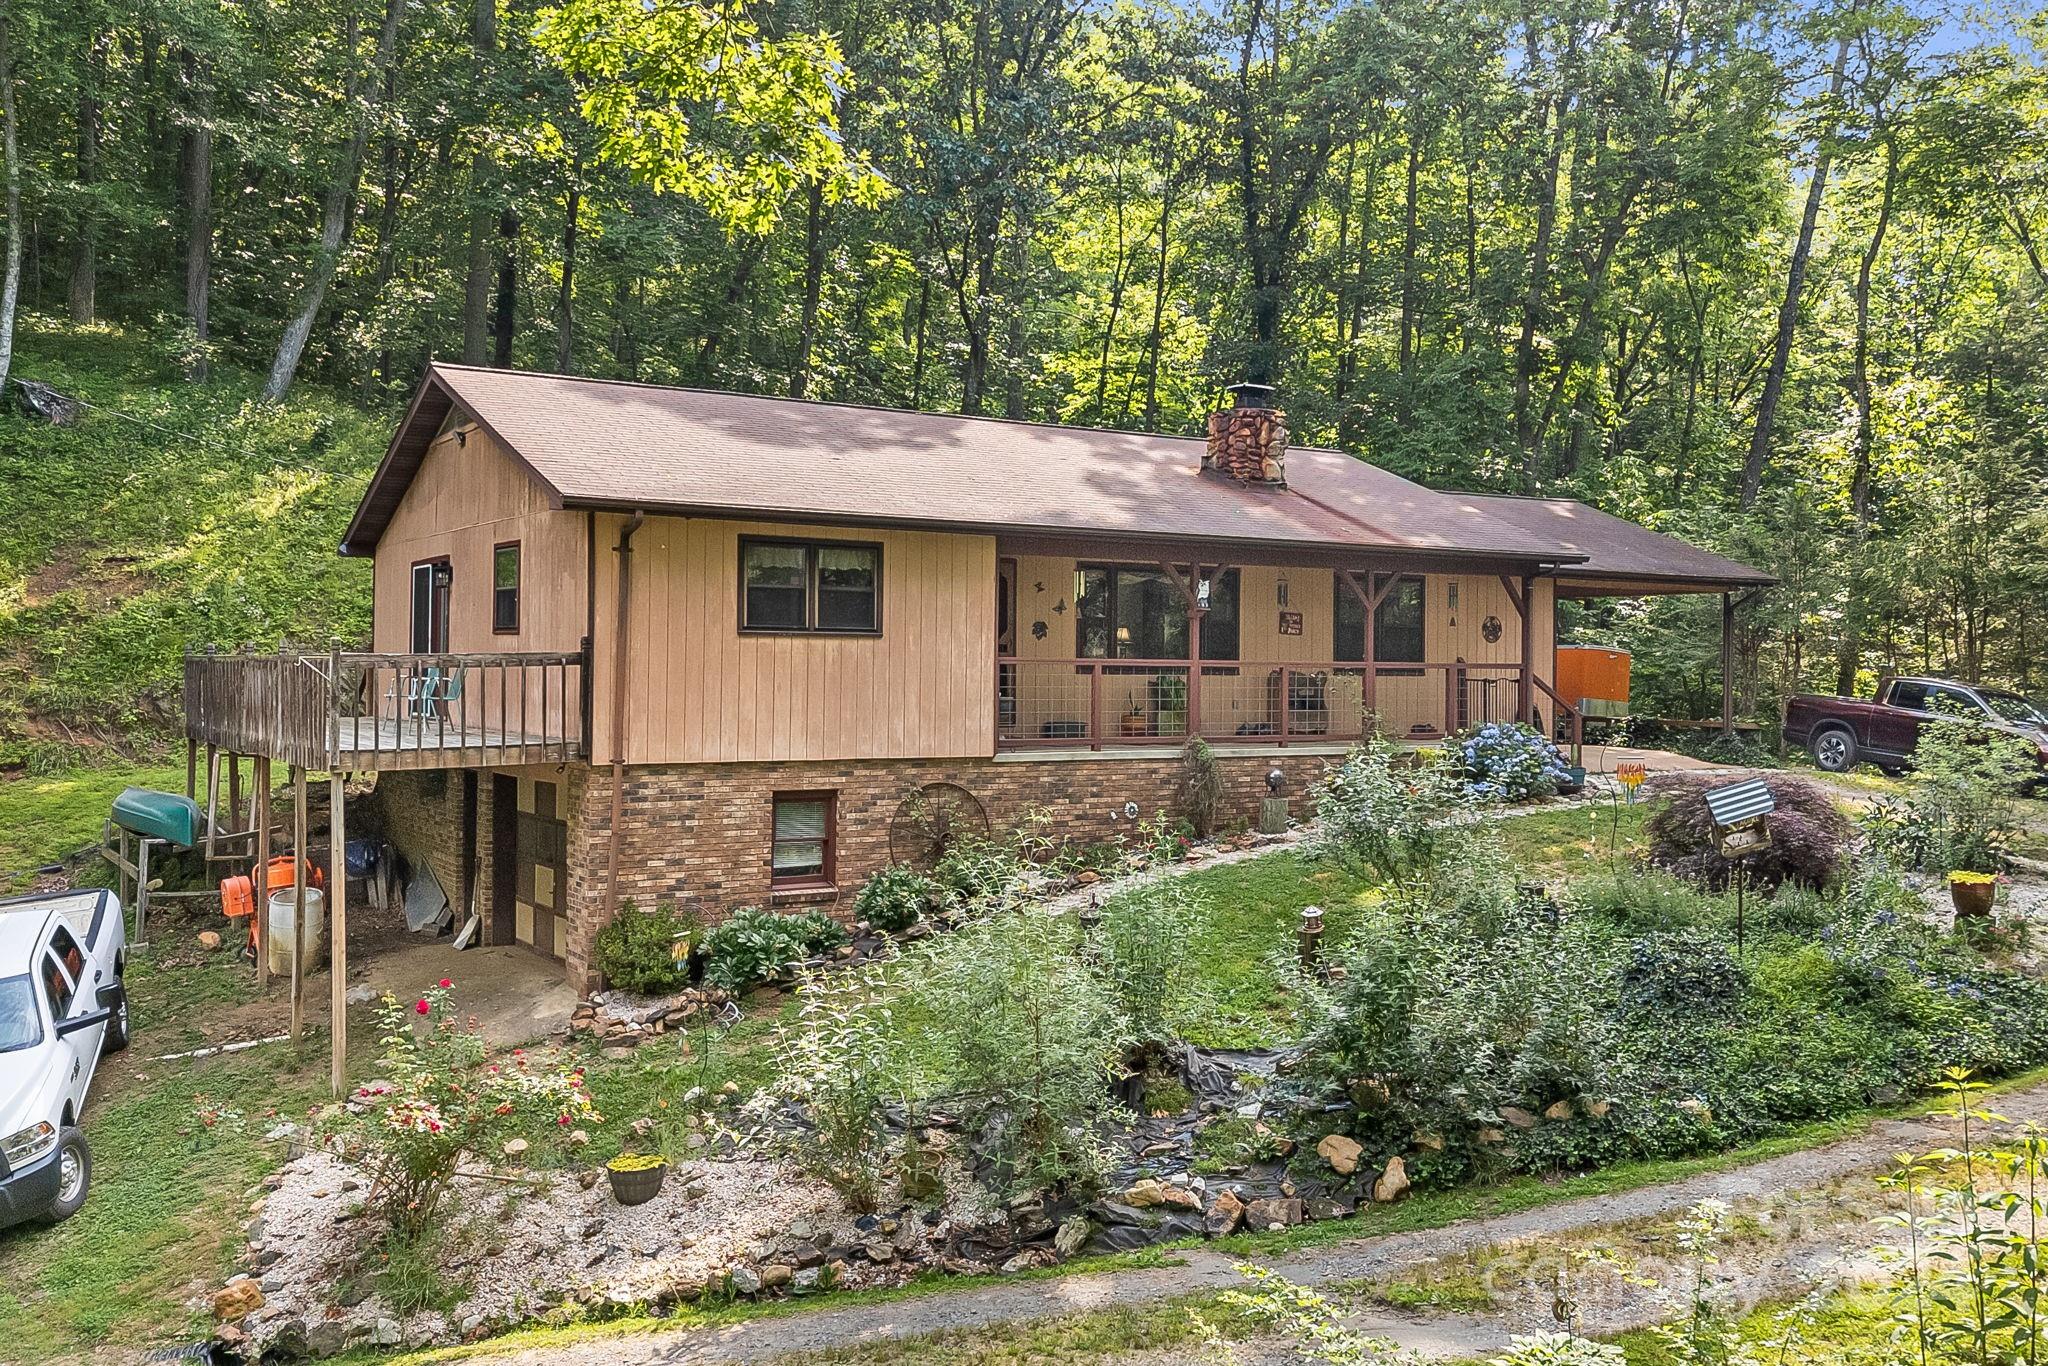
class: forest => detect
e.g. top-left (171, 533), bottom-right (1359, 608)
top-left (0, 0), bottom-right (2043, 726)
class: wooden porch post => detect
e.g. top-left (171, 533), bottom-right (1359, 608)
top-left (1720, 591), bottom-right (1735, 735)
top-left (330, 772), bottom-right (348, 1097)
top-left (253, 755), bottom-right (271, 993)
top-left (1499, 574), bottom-right (1536, 726)
top-left (290, 765), bottom-right (306, 1042)
top-left (1339, 571), bottom-right (1391, 734)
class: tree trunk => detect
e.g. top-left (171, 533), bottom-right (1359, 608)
top-left (790, 180), bottom-right (825, 398)
top-left (0, 4), bottom-right (21, 395)
top-left (182, 55), bottom-right (212, 380)
top-left (69, 32), bottom-right (106, 323)
top-left (909, 272), bottom-right (931, 409)
top-left (1513, 91), bottom-right (1567, 485)
top-left (1740, 32), bottom-right (1852, 509)
top-left (460, 0), bottom-right (497, 364)
top-left (1002, 216), bottom-right (1029, 419)
top-left (492, 207), bottom-right (518, 366)
top-left (555, 179), bottom-right (579, 373)
top-left (1396, 100), bottom-right (1425, 384)
top-left (1141, 163), bottom-right (1175, 433)
top-left (263, 0), bottom-right (403, 403)
top-left (1834, 135), bottom-right (1898, 694)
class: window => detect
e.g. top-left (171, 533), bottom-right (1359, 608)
top-left (771, 792), bottom-right (836, 887)
top-left (0, 975), bottom-right (40, 1052)
top-left (40, 953), bottom-right (74, 1020)
top-left (1075, 566), bottom-right (1236, 660)
top-left (492, 542), bottom-right (521, 633)
top-left (1335, 575), bottom-right (1426, 664)
top-left (741, 540), bottom-right (880, 634)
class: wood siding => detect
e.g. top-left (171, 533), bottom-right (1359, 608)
top-left (589, 515), bottom-right (996, 764)
top-left (371, 425), bottom-right (588, 746)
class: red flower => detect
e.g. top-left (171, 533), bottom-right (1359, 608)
top-left (415, 998), bottom-right (431, 1015)
top-left (438, 978), bottom-right (453, 989)
top-left (557, 1114), bottom-right (571, 1127)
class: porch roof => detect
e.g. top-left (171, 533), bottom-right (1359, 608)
top-left (1461, 495), bottom-right (1776, 595)
top-left (342, 366), bottom-right (1585, 568)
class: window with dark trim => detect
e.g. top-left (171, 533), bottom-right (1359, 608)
top-left (1076, 565), bottom-right (1237, 660)
top-left (1334, 575), bottom-right (1426, 665)
top-left (770, 791), bottom-right (836, 887)
top-left (741, 539), bottom-right (881, 634)
top-left (492, 542), bottom-right (521, 633)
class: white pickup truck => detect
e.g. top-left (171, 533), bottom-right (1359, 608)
top-left (0, 889), bottom-right (128, 1229)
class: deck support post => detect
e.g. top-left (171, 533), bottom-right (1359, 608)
top-left (1720, 591), bottom-right (1735, 736)
top-left (290, 765), bottom-right (306, 1042)
top-left (185, 737), bottom-right (197, 800)
top-left (254, 756), bottom-right (271, 992)
top-left (330, 772), bottom-right (348, 1098)
top-left (1499, 574), bottom-right (1536, 727)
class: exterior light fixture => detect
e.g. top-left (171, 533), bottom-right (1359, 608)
top-left (1266, 767), bottom-right (1285, 794)
top-left (1277, 574), bottom-right (1290, 607)
top-left (1197, 577), bottom-right (1212, 609)
top-left (1298, 905), bottom-right (1325, 968)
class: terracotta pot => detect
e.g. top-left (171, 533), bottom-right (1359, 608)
top-left (606, 1162), bottom-right (668, 1206)
top-left (1950, 878), bottom-right (1997, 919)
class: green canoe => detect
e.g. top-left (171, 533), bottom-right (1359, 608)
top-left (111, 787), bottom-right (204, 848)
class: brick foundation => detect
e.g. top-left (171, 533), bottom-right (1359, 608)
top-left (381, 749), bottom-right (1338, 992)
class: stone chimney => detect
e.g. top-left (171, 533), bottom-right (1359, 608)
top-left (1204, 382), bottom-right (1288, 487)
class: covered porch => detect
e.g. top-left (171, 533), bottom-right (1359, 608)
top-left (993, 536), bottom-right (1573, 753)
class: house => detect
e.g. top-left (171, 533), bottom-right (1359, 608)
top-left (185, 369), bottom-right (1772, 994)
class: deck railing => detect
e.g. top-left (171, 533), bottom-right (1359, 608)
top-left (185, 648), bottom-right (588, 770)
top-left (996, 657), bottom-right (1531, 751)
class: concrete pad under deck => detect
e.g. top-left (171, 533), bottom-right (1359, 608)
top-left (354, 942), bottom-right (576, 1049)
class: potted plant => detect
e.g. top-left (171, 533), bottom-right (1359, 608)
top-left (606, 1151), bottom-right (669, 1205)
top-left (1949, 870), bottom-right (1999, 919)
top-left (1119, 701), bottom-right (1149, 737)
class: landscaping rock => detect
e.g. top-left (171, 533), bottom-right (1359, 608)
top-left (212, 1279), bottom-right (265, 1321)
top-left (729, 1265), bottom-right (763, 1296)
top-left (371, 1318), bottom-right (402, 1347)
top-left (1053, 1216), bottom-right (1090, 1259)
top-left (1306, 1195), bottom-right (1355, 1221)
top-left (306, 1321), bottom-right (350, 1358)
top-left (760, 1263), bottom-right (795, 1290)
top-left (1204, 1190), bottom-right (1244, 1236)
top-left (1244, 1197), bottom-right (1304, 1230)
top-left (1316, 1133), bottom-right (1363, 1175)
top-left (1373, 1155), bottom-right (1410, 1203)
top-left (502, 1138), bottom-right (530, 1160)
top-left (1499, 1106), bottom-right (1538, 1129)
top-left (1583, 1098), bottom-right (1613, 1119)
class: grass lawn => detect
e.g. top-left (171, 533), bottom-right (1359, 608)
top-left (0, 761), bottom-right (184, 892)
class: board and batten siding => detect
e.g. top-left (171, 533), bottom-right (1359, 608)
top-left (588, 514), bottom-right (997, 765)
top-left (370, 424), bottom-right (588, 657)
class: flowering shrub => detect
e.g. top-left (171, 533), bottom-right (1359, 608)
top-left (343, 980), bottom-right (597, 1238)
top-left (1458, 722), bottom-right (1572, 802)
top-left (594, 900), bottom-right (698, 994)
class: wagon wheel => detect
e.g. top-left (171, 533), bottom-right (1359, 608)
top-left (889, 782), bottom-right (990, 870)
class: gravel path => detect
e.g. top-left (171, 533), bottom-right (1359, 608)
top-left (468, 1077), bottom-right (2048, 1365)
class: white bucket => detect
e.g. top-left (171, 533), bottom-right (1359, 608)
top-left (266, 886), bottom-right (328, 978)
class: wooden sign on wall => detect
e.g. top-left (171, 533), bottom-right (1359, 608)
top-left (1278, 611), bottom-right (1303, 636)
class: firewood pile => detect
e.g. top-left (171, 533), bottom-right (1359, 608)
top-left (1205, 405), bottom-right (1288, 485)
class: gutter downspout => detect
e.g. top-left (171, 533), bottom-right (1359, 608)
top-left (604, 510), bottom-right (646, 925)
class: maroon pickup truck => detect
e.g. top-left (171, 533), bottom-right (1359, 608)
top-left (1783, 676), bottom-right (2048, 775)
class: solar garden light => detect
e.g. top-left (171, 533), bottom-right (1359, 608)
top-left (1079, 892), bottom-right (1103, 934)
top-left (1298, 904), bottom-right (1325, 968)
top-left (1266, 767), bottom-right (1286, 794)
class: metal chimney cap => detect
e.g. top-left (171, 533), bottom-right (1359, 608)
top-left (1225, 381), bottom-right (1278, 408)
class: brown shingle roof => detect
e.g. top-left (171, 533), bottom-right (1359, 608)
top-left (341, 367), bottom-right (1759, 594)
top-left (1462, 495), bottom-right (1775, 591)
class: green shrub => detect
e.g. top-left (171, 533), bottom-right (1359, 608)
top-left (1860, 724), bottom-right (2034, 873)
top-left (1642, 771), bottom-right (1852, 890)
top-left (700, 906), bottom-right (848, 993)
top-left (1092, 880), bottom-right (1208, 1048)
top-left (854, 864), bottom-right (938, 932)
top-left (914, 909), bottom-right (1130, 1194)
top-left (1316, 738), bottom-right (1474, 887)
top-left (593, 900), bottom-right (699, 994)
top-left (766, 961), bottom-right (911, 1212)
top-left (932, 834), bottom-right (1030, 910)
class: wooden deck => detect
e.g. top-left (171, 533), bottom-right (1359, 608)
top-left (186, 649), bottom-right (588, 771)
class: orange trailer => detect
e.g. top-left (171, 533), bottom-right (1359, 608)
top-left (1554, 646), bottom-right (1631, 719)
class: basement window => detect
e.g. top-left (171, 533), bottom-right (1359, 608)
top-left (741, 539), bottom-right (881, 634)
top-left (770, 792), bottom-right (836, 888)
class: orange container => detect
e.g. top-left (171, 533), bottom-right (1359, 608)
top-left (1555, 646), bottom-right (1631, 711)
top-left (221, 858), bottom-right (324, 921)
